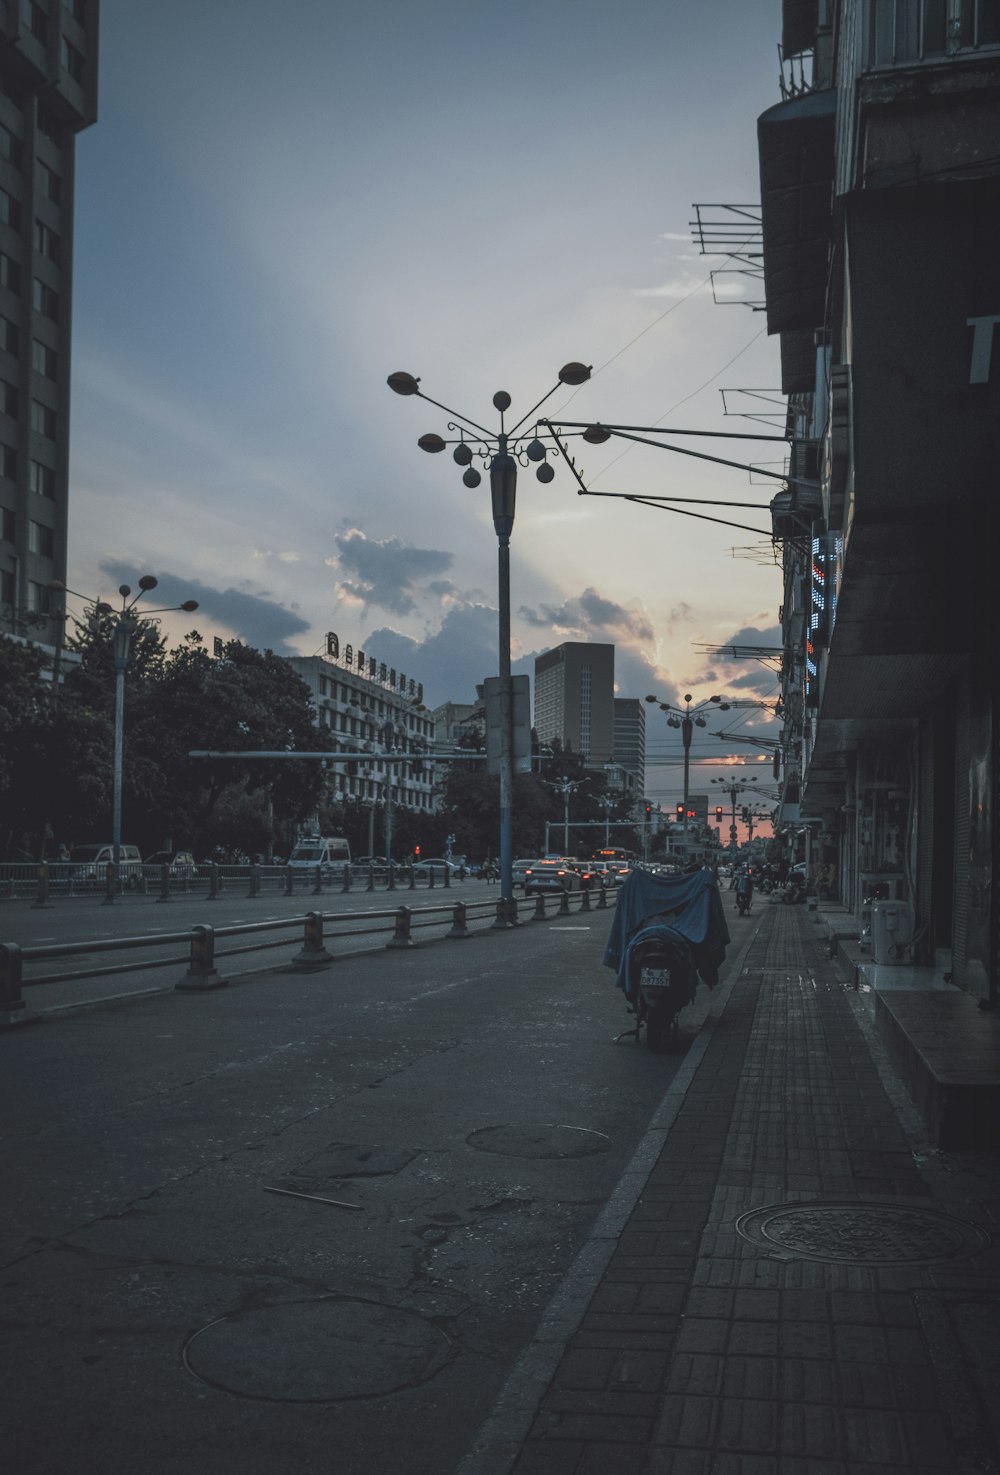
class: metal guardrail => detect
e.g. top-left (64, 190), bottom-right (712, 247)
top-left (0, 884), bottom-right (611, 1028)
top-left (0, 860), bottom-right (471, 906)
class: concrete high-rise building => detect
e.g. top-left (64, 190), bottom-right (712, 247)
top-left (0, 1), bottom-right (99, 640)
top-left (613, 697), bottom-right (646, 791)
top-left (533, 642), bottom-right (614, 767)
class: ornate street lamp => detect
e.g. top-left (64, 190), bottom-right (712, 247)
top-left (388, 360), bottom-right (591, 921)
top-left (711, 773), bottom-right (760, 853)
top-left (645, 692), bottom-right (731, 852)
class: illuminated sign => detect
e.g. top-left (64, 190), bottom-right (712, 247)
top-left (324, 632), bottom-right (424, 706)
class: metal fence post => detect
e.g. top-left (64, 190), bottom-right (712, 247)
top-left (367, 864), bottom-right (375, 892)
top-left (284, 864), bottom-right (293, 896)
top-left (102, 862), bottom-right (117, 905)
top-left (293, 911), bottom-right (334, 968)
top-left (248, 864), bottom-right (260, 898)
top-left (597, 883), bottom-right (608, 910)
top-left (580, 887), bottom-right (591, 912)
top-left (156, 863), bottom-right (171, 902)
top-left (207, 862), bottom-right (221, 900)
top-left (558, 888), bottom-right (571, 916)
top-left (532, 893), bottom-right (546, 921)
top-left (342, 865), bottom-right (351, 893)
top-left (447, 901), bottom-right (469, 939)
top-left (388, 863), bottom-right (396, 893)
top-left (32, 863), bottom-right (52, 910)
top-left (0, 943), bottom-right (40, 1028)
top-left (312, 865), bottom-right (323, 896)
top-left (443, 865), bottom-right (451, 889)
top-left (386, 905), bottom-right (413, 949)
top-left (176, 925), bottom-right (225, 990)
top-left (428, 867), bottom-right (435, 889)
top-left (408, 866), bottom-right (416, 891)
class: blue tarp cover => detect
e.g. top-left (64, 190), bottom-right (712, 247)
top-left (602, 867), bottom-right (730, 993)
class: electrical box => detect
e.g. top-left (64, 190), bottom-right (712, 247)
top-left (872, 902), bottom-right (914, 965)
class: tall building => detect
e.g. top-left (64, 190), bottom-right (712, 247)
top-left (0, 1), bottom-right (99, 640)
top-left (533, 642), bottom-right (614, 768)
top-left (613, 697), bottom-right (646, 793)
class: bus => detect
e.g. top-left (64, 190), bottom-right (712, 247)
top-left (590, 846), bottom-right (637, 874)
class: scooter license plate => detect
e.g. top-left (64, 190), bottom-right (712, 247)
top-left (640, 968), bottom-right (669, 988)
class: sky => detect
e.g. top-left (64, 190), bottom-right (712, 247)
top-left (67, 0), bottom-right (788, 821)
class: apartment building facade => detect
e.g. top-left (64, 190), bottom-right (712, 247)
top-left (762, 0), bottom-right (998, 999)
top-left (533, 641), bottom-right (615, 769)
top-left (0, 0), bottom-right (98, 639)
top-left (285, 654), bottom-right (436, 815)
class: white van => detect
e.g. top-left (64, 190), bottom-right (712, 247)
top-left (69, 843), bottom-right (144, 887)
top-left (287, 835), bottom-right (351, 878)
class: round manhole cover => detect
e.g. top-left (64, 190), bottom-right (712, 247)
top-left (735, 1200), bottom-right (990, 1265)
top-left (183, 1297), bottom-right (450, 1403)
top-left (467, 1123), bottom-right (611, 1159)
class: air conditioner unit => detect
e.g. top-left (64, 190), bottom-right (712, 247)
top-left (872, 902), bottom-right (914, 965)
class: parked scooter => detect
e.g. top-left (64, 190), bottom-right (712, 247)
top-left (603, 868), bottom-right (730, 1053)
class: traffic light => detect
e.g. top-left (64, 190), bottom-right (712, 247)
top-left (645, 804), bottom-right (652, 816)
top-left (414, 845), bottom-right (421, 858)
top-left (676, 802), bottom-right (684, 820)
top-left (715, 805), bottom-right (724, 822)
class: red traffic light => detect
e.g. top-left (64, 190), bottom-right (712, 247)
top-left (715, 806), bottom-right (724, 820)
top-left (414, 845), bottom-right (421, 857)
top-left (675, 803), bottom-right (684, 818)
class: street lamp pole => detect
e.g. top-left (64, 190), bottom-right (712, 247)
top-left (645, 692), bottom-right (730, 858)
top-left (388, 360), bottom-right (591, 922)
top-left (50, 577), bottom-right (198, 868)
top-left (711, 774), bottom-right (759, 854)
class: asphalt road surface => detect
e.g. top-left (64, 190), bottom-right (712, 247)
top-left (0, 907), bottom-right (757, 1474)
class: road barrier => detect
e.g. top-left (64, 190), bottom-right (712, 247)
top-left (0, 886), bottom-right (608, 1028)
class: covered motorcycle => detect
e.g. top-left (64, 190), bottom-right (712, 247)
top-left (602, 867), bottom-right (730, 1052)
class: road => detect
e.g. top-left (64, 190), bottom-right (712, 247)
top-left (0, 904), bottom-right (759, 1474)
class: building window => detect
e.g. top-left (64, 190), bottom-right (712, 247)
top-left (34, 220), bottom-right (60, 262)
top-left (30, 459), bottom-right (55, 497)
top-left (1, 380), bottom-right (17, 416)
top-left (32, 339), bottom-right (57, 379)
top-left (0, 252), bottom-right (21, 292)
top-left (21, 1), bottom-right (48, 43)
top-left (39, 162), bottom-right (61, 205)
top-left (1, 316), bottom-right (18, 355)
top-left (61, 38), bottom-right (85, 81)
top-left (1, 506), bottom-right (14, 542)
top-left (0, 188), bottom-right (21, 231)
top-left (27, 579), bottom-right (53, 615)
top-left (1, 566), bottom-right (14, 606)
top-left (67, 0), bottom-right (89, 21)
top-left (36, 105), bottom-right (62, 144)
top-left (0, 125), bottom-right (23, 168)
top-left (0, 441), bottom-right (15, 479)
top-left (869, 0), bottom-right (1000, 65)
top-left (30, 397), bottom-right (55, 435)
top-left (28, 518), bottom-right (54, 557)
top-left (32, 278), bottom-right (58, 321)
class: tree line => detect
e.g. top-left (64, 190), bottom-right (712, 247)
top-left (0, 622), bottom-right (644, 864)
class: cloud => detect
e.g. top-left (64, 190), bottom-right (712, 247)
top-left (328, 529), bottom-right (454, 617)
top-left (100, 562), bottom-right (311, 655)
top-left (519, 586), bottom-right (655, 643)
top-left (362, 602), bottom-right (498, 710)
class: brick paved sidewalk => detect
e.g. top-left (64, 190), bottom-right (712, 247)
top-left (505, 903), bottom-right (1000, 1475)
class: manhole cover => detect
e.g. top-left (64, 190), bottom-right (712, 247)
top-left (183, 1297), bottom-right (450, 1402)
top-left (467, 1124), bottom-right (611, 1159)
top-left (735, 1200), bottom-right (990, 1265)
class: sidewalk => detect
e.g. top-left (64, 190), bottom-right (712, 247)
top-left (472, 901), bottom-right (1000, 1475)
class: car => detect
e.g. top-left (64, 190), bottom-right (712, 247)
top-left (145, 850), bottom-right (197, 878)
top-left (411, 857), bottom-right (459, 877)
top-left (589, 861), bottom-right (619, 887)
top-left (512, 858), bottom-right (541, 889)
top-left (523, 860), bottom-right (582, 894)
top-left (69, 843), bottom-right (144, 887)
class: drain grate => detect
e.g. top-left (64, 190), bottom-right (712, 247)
top-left (735, 1200), bottom-right (991, 1265)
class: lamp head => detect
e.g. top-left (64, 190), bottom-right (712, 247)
top-left (558, 362), bottom-right (592, 386)
top-left (138, 575), bottom-right (158, 591)
top-left (387, 371), bottom-right (420, 396)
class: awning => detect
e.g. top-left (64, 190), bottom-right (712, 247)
top-left (758, 88), bottom-right (836, 336)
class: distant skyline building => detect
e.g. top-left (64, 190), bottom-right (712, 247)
top-left (613, 697), bottom-right (646, 791)
top-left (0, 1), bottom-right (99, 641)
top-left (533, 641), bottom-right (614, 768)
